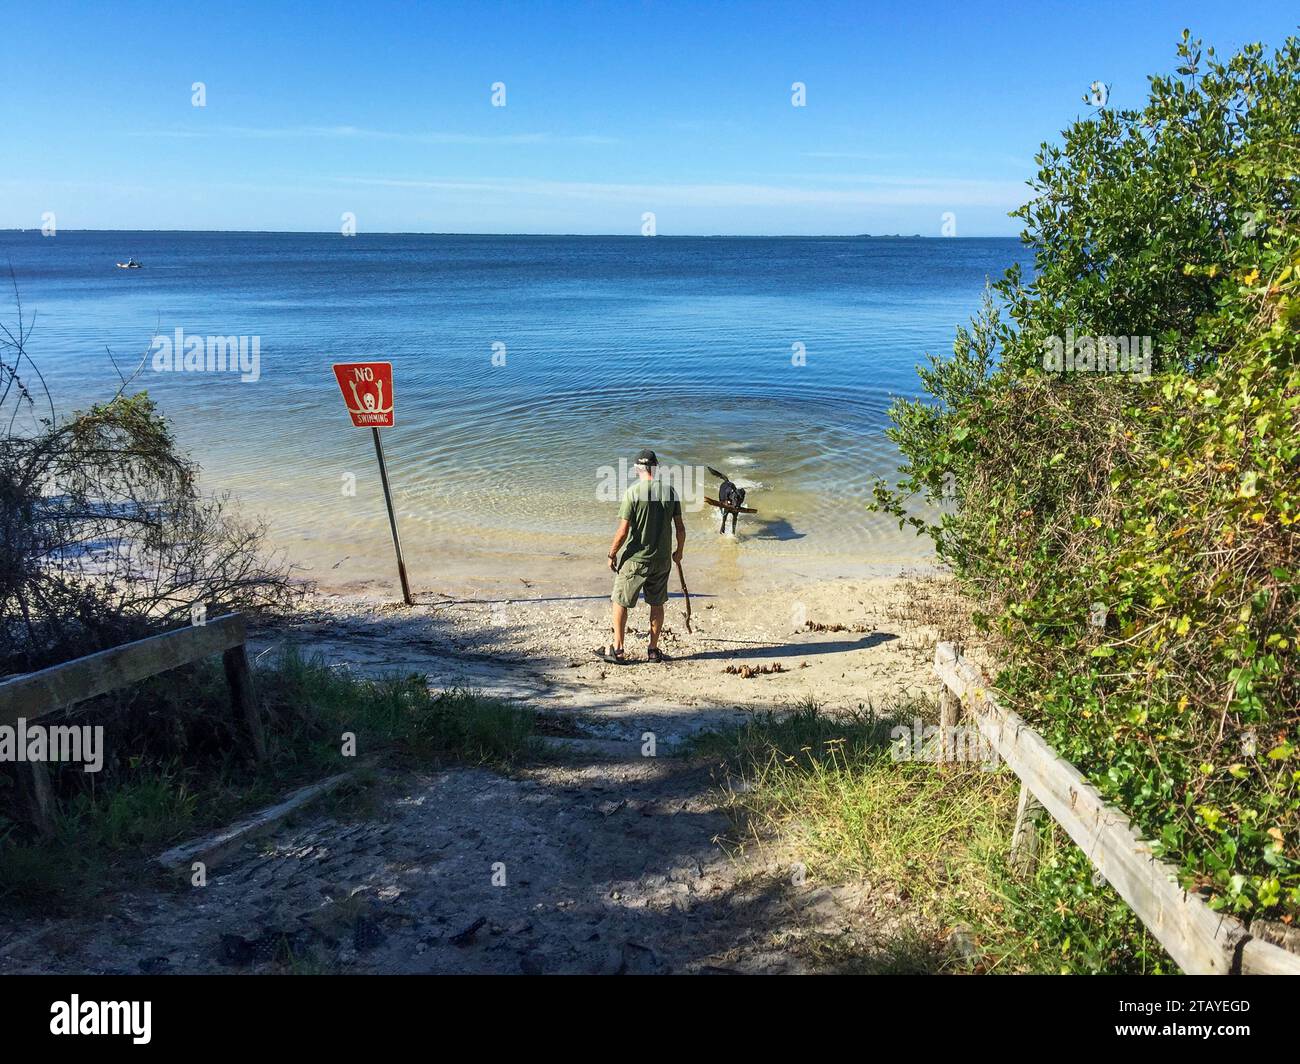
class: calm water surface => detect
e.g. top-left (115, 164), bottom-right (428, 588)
top-left (0, 232), bottom-right (1028, 592)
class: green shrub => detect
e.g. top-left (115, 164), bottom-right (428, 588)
top-left (875, 32), bottom-right (1300, 925)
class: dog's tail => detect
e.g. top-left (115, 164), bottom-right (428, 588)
top-left (706, 465), bottom-right (727, 481)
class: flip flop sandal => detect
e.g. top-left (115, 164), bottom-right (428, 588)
top-left (597, 646), bottom-right (629, 665)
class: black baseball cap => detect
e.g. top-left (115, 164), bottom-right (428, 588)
top-left (634, 449), bottom-right (659, 467)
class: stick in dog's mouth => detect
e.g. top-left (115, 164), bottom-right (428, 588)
top-left (705, 464), bottom-right (753, 534)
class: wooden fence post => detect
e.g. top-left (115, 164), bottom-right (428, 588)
top-left (1009, 783), bottom-right (1045, 876)
top-left (222, 643), bottom-right (266, 762)
top-left (939, 687), bottom-right (961, 767)
top-left (21, 763), bottom-right (56, 837)
top-left (938, 641), bottom-right (964, 767)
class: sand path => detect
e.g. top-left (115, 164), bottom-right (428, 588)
top-left (0, 573), bottom-right (957, 974)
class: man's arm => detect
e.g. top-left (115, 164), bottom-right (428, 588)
top-left (608, 519), bottom-right (630, 571)
top-left (672, 513), bottom-right (686, 564)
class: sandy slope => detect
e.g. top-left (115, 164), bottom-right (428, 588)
top-left (0, 570), bottom-right (965, 975)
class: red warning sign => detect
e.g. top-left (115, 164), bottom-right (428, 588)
top-left (332, 362), bottom-right (395, 428)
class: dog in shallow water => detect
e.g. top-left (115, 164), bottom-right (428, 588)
top-left (706, 465), bottom-right (756, 534)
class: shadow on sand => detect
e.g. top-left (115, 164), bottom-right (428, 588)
top-left (686, 631), bottom-right (896, 662)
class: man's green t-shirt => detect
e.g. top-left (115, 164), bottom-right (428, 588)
top-left (618, 479), bottom-right (681, 569)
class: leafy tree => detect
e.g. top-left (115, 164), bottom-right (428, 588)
top-left (876, 31), bottom-right (1300, 942)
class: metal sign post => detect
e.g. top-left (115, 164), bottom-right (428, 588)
top-left (370, 426), bottom-right (414, 605)
top-left (331, 361), bottom-right (414, 606)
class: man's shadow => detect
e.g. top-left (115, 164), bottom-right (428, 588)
top-left (686, 631), bottom-right (896, 661)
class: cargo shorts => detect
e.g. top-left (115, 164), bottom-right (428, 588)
top-left (612, 560), bottom-right (671, 608)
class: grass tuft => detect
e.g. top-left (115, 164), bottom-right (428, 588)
top-left (691, 698), bottom-right (1169, 973)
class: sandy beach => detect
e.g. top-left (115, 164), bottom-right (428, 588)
top-left (270, 563), bottom-right (955, 739)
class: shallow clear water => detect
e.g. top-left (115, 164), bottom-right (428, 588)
top-left (0, 232), bottom-right (1028, 590)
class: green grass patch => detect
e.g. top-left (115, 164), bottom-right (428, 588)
top-left (256, 648), bottom-right (536, 771)
top-left (690, 699), bottom-right (1171, 973)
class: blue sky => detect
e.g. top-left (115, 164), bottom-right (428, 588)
top-left (2, 1), bottom-right (1295, 235)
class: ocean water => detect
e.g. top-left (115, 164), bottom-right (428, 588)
top-left (0, 232), bottom-right (1029, 592)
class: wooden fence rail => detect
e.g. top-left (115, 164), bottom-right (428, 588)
top-left (933, 641), bottom-right (1300, 975)
top-left (0, 613), bottom-right (265, 833)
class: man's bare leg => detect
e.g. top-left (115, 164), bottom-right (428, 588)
top-left (649, 603), bottom-right (664, 651)
top-left (612, 602), bottom-right (628, 653)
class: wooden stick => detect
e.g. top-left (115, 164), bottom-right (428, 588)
top-left (675, 560), bottom-right (692, 633)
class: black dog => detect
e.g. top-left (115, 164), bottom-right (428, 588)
top-left (706, 465), bottom-right (754, 534)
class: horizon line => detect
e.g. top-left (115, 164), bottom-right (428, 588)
top-left (0, 228), bottom-right (1023, 239)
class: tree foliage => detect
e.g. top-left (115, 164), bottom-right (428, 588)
top-left (1, 301), bottom-right (298, 674)
top-left (876, 32), bottom-right (1300, 928)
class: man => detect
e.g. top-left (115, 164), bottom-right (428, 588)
top-left (604, 449), bottom-right (685, 664)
